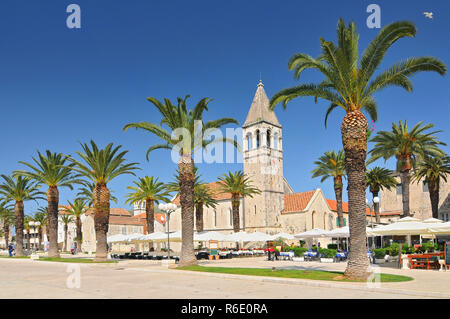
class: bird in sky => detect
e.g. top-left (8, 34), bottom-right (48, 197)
top-left (424, 12), bottom-right (433, 19)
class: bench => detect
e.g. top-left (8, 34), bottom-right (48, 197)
top-left (409, 253), bottom-right (443, 270)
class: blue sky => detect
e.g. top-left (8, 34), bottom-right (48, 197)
top-left (0, 0), bottom-right (449, 216)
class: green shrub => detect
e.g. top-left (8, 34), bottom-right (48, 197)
top-left (374, 248), bottom-right (386, 259)
top-left (401, 244), bottom-right (414, 254)
top-left (388, 243), bottom-right (400, 256)
top-left (327, 244), bottom-right (338, 250)
top-left (323, 249), bottom-right (337, 259)
top-left (290, 247), bottom-right (307, 257)
top-left (415, 246), bottom-right (426, 254)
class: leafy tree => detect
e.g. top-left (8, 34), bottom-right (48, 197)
top-left (125, 176), bottom-right (171, 234)
top-left (368, 121), bottom-right (446, 217)
top-left (413, 155), bottom-right (450, 219)
top-left (365, 167), bottom-right (397, 222)
top-left (77, 181), bottom-right (118, 207)
top-left (124, 95), bottom-right (238, 266)
top-left (15, 151), bottom-right (83, 257)
top-left (0, 175), bottom-right (44, 256)
top-left (269, 19), bottom-right (446, 279)
top-left (31, 209), bottom-right (47, 250)
top-left (217, 171), bottom-right (261, 232)
top-left (311, 150), bottom-right (346, 227)
top-left (70, 141), bottom-right (139, 261)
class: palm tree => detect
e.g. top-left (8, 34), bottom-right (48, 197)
top-left (368, 121), bottom-right (446, 217)
top-left (269, 19), bottom-right (446, 279)
top-left (413, 155), bottom-right (450, 219)
top-left (63, 199), bottom-right (88, 253)
top-left (60, 214), bottom-right (74, 252)
top-left (124, 95), bottom-right (238, 266)
top-left (365, 167), bottom-right (397, 223)
top-left (15, 151), bottom-right (83, 258)
top-left (70, 141), bottom-right (139, 261)
top-left (311, 150), bottom-right (346, 227)
top-left (0, 201), bottom-right (14, 248)
top-left (24, 216), bottom-right (32, 251)
top-left (32, 209), bottom-right (47, 250)
top-left (217, 171), bottom-right (261, 232)
top-left (36, 207), bottom-right (49, 246)
top-left (125, 177), bottom-right (171, 234)
top-left (193, 184), bottom-right (218, 232)
top-left (0, 175), bottom-right (44, 256)
top-left (167, 167), bottom-right (216, 232)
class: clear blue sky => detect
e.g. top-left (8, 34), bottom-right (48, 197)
top-left (0, 0), bottom-right (449, 216)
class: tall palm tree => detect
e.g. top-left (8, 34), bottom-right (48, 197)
top-left (193, 184), bottom-right (218, 232)
top-left (217, 171), bottom-right (261, 232)
top-left (368, 121), bottom-right (446, 217)
top-left (0, 175), bottom-right (44, 256)
top-left (124, 95), bottom-right (238, 266)
top-left (269, 19), bottom-right (446, 279)
top-left (365, 167), bottom-right (397, 223)
top-left (413, 155), bottom-right (450, 219)
top-left (125, 176), bottom-right (171, 234)
top-left (311, 150), bottom-right (346, 227)
top-left (70, 141), bottom-right (139, 261)
top-left (32, 209), bottom-right (47, 250)
top-left (63, 199), bottom-right (88, 253)
top-left (60, 214), bottom-right (74, 252)
top-left (0, 201), bottom-right (14, 248)
top-left (15, 151), bottom-right (83, 258)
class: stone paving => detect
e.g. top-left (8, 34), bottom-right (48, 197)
top-left (0, 256), bottom-right (448, 299)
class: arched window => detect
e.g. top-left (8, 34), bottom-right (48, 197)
top-left (266, 129), bottom-right (271, 148)
top-left (273, 132), bottom-right (278, 149)
top-left (229, 209), bottom-right (232, 226)
top-left (323, 214), bottom-right (327, 230)
top-left (246, 133), bottom-right (252, 150)
top-left (214, 210), bottom-right (217, 227)
top-left (312, 211), bottom-right (316, 229)
top-left (256, 130), bottom-right (260, 148)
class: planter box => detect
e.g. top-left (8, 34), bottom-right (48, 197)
top-left (320, 258), bottom-right (334, 263)
top-left (375, 258), bottom-right (385, 264)
top-left (292, 257), bottom-right (304, 262)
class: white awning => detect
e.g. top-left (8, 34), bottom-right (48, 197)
top-left (269, 232), bottom-right (295, 240)
top-left (194, 231), bottom-right (229, 242)
top-left (371, 218), bottom-right (432, 236)
top-left (294, 228), bottom-right (330, 239)
top-left (107, 234), bottom-right (129, 243)
top-left (428, 221), bottom-right (450, 235)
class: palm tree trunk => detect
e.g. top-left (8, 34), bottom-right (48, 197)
top-left (76, 217), bottom-right (82, 253)
top-left (178, 154), bottom-right (197, 267)
top-left (341, 110), bottom-right (370, 280)
top-left (195, 203), bottom-right (204, 232)
top-left (231, 195), bottom-right (240, 232)
top-left (371, 191), bottom-right (380, 223)
top-left (14, 201), bottom-right (24, 256)
top-left (4, 222), bottom-right (9, 248)
top-left (145, 199), bottom-right (155, 234)
top-left (334, 176), bottom-right (344, 228)
top-left (47, 186), bottom-right (60, 258)
top-left (64, 224), bottom-right (68, 252)
top-left (399, 169), bottom-right (411, 217)
top-left (428, 180), bottom-right (439, 219)
top-left (93, 183), bottom-right (110, 261)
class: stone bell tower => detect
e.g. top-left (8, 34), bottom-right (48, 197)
top-left (242, 80), bottom-right (284, 234)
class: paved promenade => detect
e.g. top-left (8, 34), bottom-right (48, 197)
top-left (0, 257), bottom-right (448, 299)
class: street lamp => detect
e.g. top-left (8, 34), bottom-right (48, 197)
top-left (158, 203), bottom-right (177, 260)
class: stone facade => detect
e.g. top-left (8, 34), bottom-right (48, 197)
top-left (380, 176), bottom-right (450, 221)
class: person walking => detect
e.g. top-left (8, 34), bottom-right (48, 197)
top-left (8, 244), bottom-right (13, 257)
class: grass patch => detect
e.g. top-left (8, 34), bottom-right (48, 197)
top-left (177, 265), bottom-right (413, 283)
top-left (36, 257), bottom-right (117, 264)
top-left (0, 255), bottom-right (30, 259)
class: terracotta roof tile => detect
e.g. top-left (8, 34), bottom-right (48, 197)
top-left (172, 181), bottom-right (241, 205)
top-left (326, 199), bottom-right (401, 216)
top-left (133, 212), bottom-right (166, 225)
top-left (282, 191), bottom-right (316, 213)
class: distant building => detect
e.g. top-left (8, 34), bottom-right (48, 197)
top-left (380, 174), bottom-right (450, 221)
